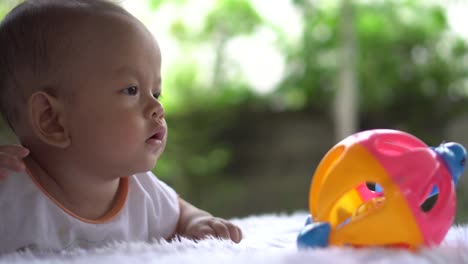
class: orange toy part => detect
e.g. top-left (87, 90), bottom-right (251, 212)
top-left (309, 142), bottom-right (424, 248)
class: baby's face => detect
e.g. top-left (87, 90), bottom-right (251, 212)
top-left (61, 13), bottom-right (166, 177)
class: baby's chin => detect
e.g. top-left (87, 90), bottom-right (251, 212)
top-left (134, 156), bottom-right (161, 174)
top-left (110, 150), bottom-right (163, 176)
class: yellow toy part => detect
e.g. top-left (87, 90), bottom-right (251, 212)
top-left (309, 142), bottom-right (424, 248)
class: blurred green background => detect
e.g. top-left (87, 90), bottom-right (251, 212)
top-left (2, 0), bottom-right (468, 222)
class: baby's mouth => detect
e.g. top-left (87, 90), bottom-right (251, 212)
top-left (146, 131), bottom-right (165, 144)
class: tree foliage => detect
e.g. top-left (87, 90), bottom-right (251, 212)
top-left (276, 1), bottom-right (468, 142)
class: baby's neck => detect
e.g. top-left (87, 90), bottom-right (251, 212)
top-left (24, 155), bottom-right (122, 220)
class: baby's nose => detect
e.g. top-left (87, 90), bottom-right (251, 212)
top-left (151, 103), bottom-right (165, 120)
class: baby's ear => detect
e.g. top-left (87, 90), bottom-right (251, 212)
top-left (27, 91), bottom-right (70, 148)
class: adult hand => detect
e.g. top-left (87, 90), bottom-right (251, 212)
top-left (0, 145), bottom-right (29, 180)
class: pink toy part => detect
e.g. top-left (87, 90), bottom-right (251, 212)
top-left (355, 183), bottom-right (383, 202)
top-left (358, 129), bottom-right (456, 246)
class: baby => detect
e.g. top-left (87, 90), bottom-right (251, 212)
top-left (0, 0), bottom-right (241, 253)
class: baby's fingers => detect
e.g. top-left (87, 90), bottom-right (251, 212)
top-left (209, 220), bottom-right (242, 243)
top-left (226, 223), bottom-right (242, 243)
top-left (188, 225), bottom-right (215, 240)
top-left (209, 220), bottom-right (230, 239)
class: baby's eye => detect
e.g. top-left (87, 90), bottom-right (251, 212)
top-left (153, 91), bottom-right (162, 99)
top-left (121, 86), bottom-right (138, 95)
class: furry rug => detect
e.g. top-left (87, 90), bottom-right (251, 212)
top-left (1, 212), bottom-right (468, 264)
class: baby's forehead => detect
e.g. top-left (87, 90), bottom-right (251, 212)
top-left (50, 13), bottom-right (160, 83)
top-left (65, 13), bottom-right (158, 60)
top-left (41, 7), bottom-right (153, 58)
top-left (45, 6), bottom-right (140, 38)
top-left (6, 1), bottom-right (158, 69)
top-left (3, 1), bottom-right (157, 92)
top-left (17, 1), bottom-right (142, 44)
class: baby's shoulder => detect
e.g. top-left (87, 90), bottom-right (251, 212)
top-left (131, 171), bottom-right (158, 184)
top-left (128, 171), bottom-right (162, 193)
top-left (0, 171), bottom-right (38, 208)
top-left (128, 171), bottom-right (176, 201)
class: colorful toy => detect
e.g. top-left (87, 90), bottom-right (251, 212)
top-left (297, 129), bottom-right (466, 250)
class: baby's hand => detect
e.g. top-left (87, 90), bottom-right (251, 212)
top-left (0, 145), bottom-right (29, 180)
top-left (183, 216), bottom-right (242, 243)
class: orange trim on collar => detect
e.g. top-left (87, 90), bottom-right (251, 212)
top-left (27, 169), bottom-right (129, 224)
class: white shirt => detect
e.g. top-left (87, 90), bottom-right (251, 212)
top-left (0, 171), bottom-right (180, 254)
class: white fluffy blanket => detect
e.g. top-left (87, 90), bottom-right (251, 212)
top-left (1, 212), bottom-right (468, 264)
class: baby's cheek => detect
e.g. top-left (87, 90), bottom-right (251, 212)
top-left (83, 119), bottom-right (134, 154)
top-left (106, 124), bottom-right (140, 149)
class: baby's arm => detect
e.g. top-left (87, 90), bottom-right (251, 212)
top-left (174, 197), bottom-right (242, 243)
top-left (0, 145), bottom-right (29, 180)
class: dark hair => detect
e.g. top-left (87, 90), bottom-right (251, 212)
top-left (0, 0), bottom-right (131, 129)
